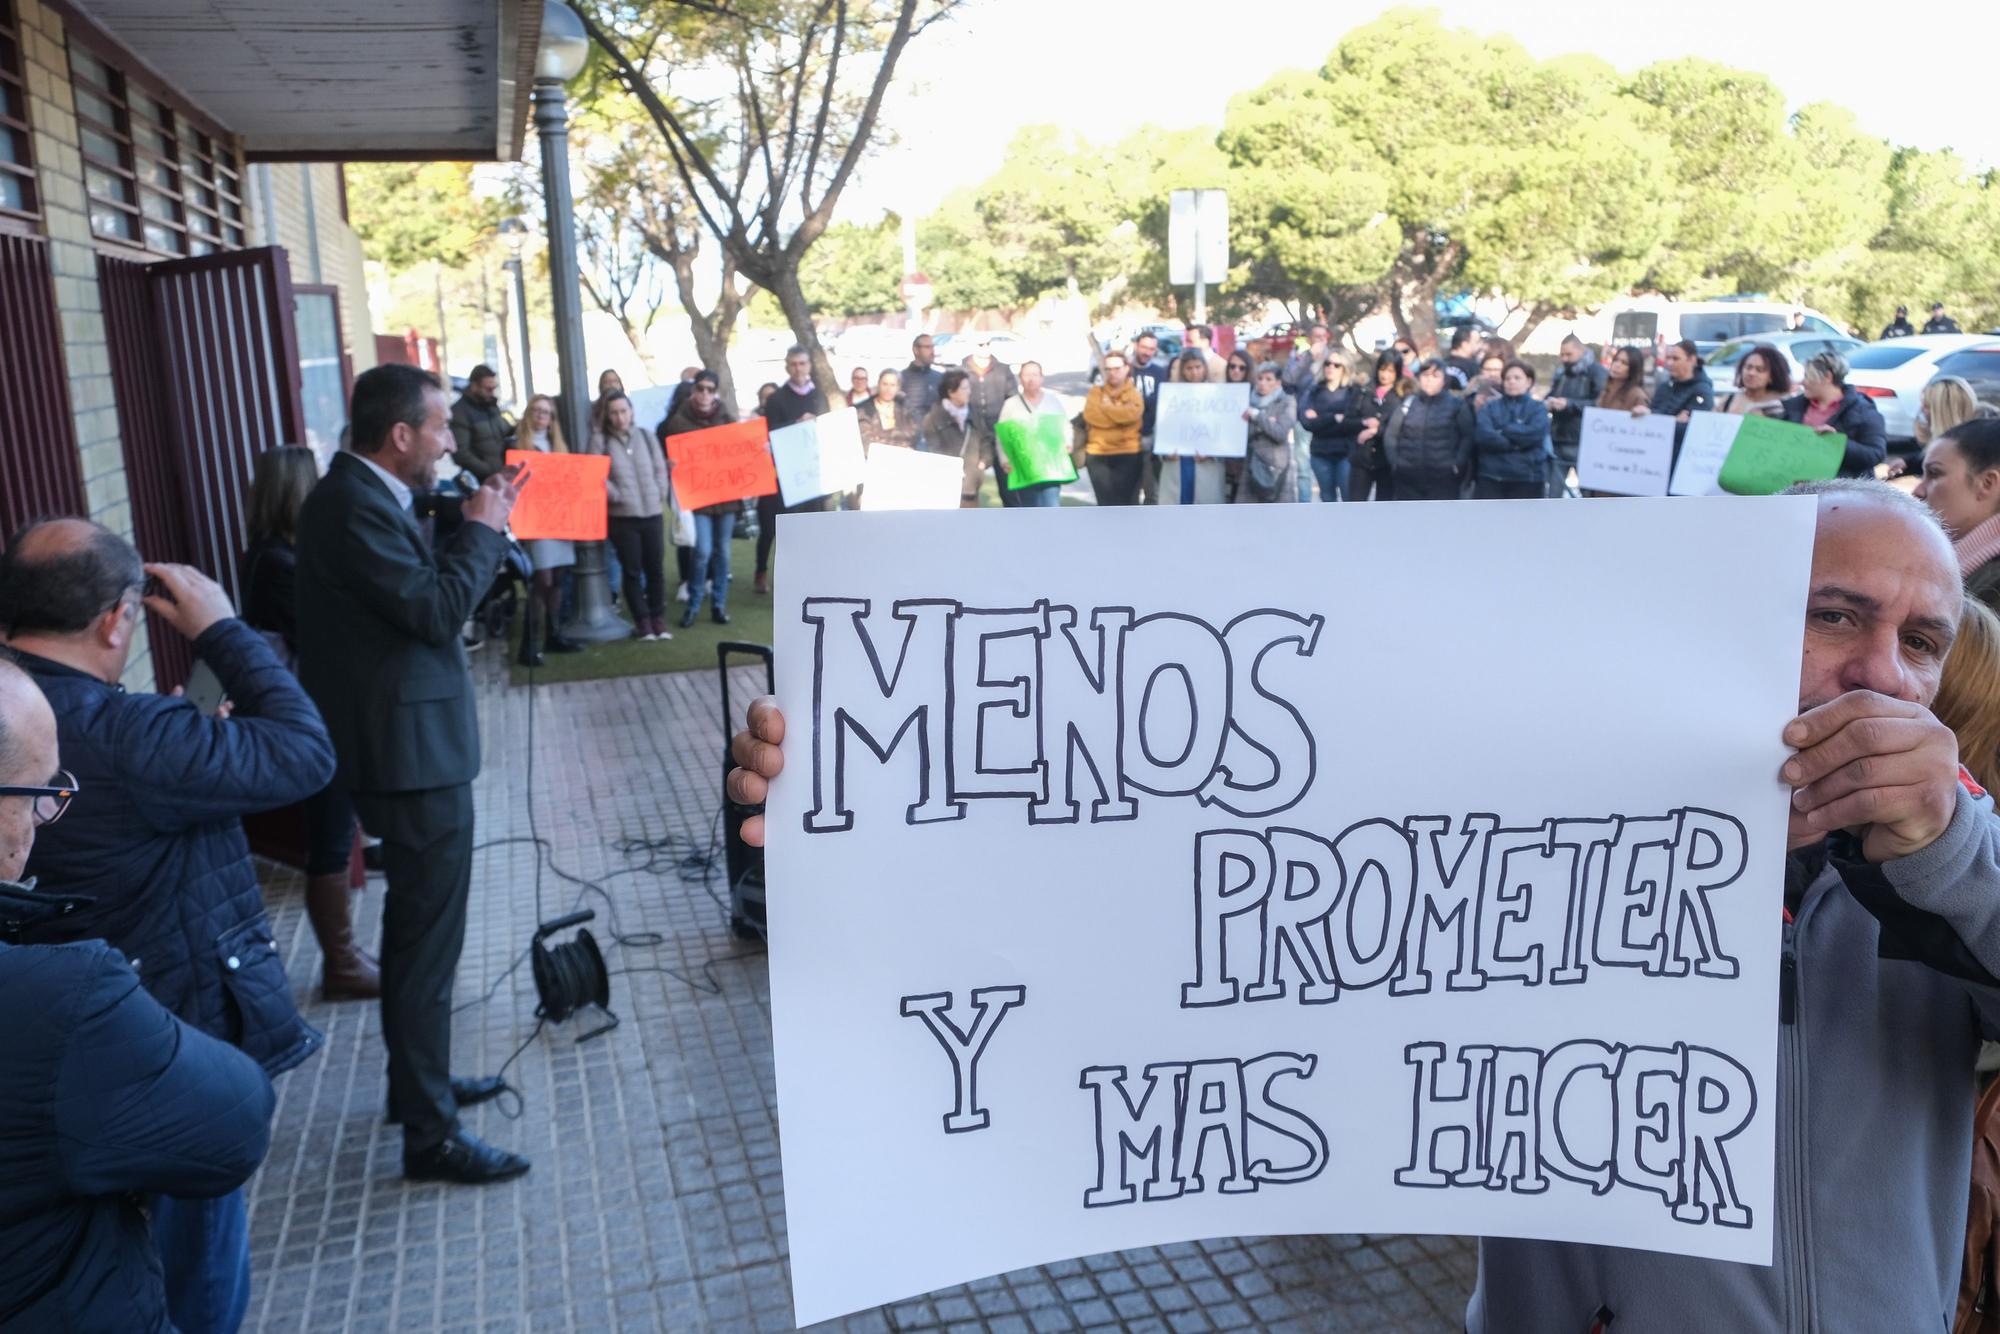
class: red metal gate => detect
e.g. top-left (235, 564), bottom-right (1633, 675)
top-left (0, 233), bottom-right (87, 542)
top-left (101, 246), bottom-right (304, 687)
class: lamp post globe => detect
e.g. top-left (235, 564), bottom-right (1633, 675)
top-left (537, 1), bottom-right (589, 82)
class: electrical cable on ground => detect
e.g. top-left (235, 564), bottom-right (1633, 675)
top-left (449, 625), bottom-right (768, 1110)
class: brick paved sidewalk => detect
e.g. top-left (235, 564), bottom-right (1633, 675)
top-left (244, 651), bottom-right (1475, 1332)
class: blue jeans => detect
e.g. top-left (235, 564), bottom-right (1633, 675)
top-left (688, 509), bottom-right (736, 613)
top-left (1014, 481), bottom-right (1062, 507)
top-left (1310, 454), bottom-right (1350, 502)
top-left (151, 1188), bottom-right (251, 1334)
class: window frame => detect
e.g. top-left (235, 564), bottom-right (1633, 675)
top-left (64, 21), bottom-right (244, 258)
top-left (0, 0), bottom-right (38, 228)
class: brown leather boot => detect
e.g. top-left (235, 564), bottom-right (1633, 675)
top-left (305, 871), bottom-right (380, 1000)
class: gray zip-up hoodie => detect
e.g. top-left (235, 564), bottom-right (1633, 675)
top-left (1470, 786), bottom-right (2000, 1332)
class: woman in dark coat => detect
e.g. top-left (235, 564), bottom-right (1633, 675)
top-left (1349, 349), bottom-right (1405, 501)
top-left (1385, 359), bottom-right (1474, 500)
top-left (1299, 356), bottom-right (1367, 501)
top-left (919, 368), bottom-right (978, 504)
top-left (1779, 348), bottom-right (1889, 477)
top-left (1634, 339), bottom-right (1714, 451)
top-left (241, 445), bottom-right (378, 1000)
top-left (857, 368), bottom-right (919, 451)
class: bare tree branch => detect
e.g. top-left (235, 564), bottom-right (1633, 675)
top-left (798, 0), bottom-right (847, 215)
top-left (787, 0), bottom-right (921, 257)
top-left (576, 4), bottom-right (743, 246)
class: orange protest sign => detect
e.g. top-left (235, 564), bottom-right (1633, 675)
top-left (503, 450), bottom-right (610, 540)
top-left (664, 418), bottom-right (778, 511)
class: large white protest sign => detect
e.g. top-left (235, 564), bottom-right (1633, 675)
top-left (1154, 382), bottom-right (1250, 457)
top-left (767, 499), bottom-right (1815, 1325)
top-left (1669, 411), bottom-right (1744, 497)
top-left (770, 406), bottom-right (868, 505)
top-left (856, 445), bottom-right (962, 510)
top-left (1578, 406), bottom-right (1676, 496)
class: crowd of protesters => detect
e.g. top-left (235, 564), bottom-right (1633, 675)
top-left (462, 312), bottom-right (1996, 659)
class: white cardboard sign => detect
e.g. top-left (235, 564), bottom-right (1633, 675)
top-left (767, 499), bottom-right (1815, 1325)
top-left (1154, 382), bottom-right (1251, 457)
top-left (1669, 411), bottom-right (1744, 497)
top-left (857, 445), bottom-right (962, 511)
top-left (1577, 406), bottom-right (1676, 496)
top-left (771, 406), bottom-right (868, 505)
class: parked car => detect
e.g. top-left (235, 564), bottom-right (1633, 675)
top-left (1935, 342), bottom-right (2000, 408)
top-left (1244, 321), bottom-right (1301, 362)
top-left (1608, 299), bottom-right (1847, 361)
top-left (831, 324), bottom-right (918, 370)
top-left (1705, 331), bottom-right (1865, 391)
top-left (1844, 335), bottom-right (2000, 447)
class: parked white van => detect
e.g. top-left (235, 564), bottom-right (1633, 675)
top-left (1602, 299), bottom-right (1849, 360)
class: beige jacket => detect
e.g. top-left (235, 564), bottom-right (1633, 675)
top-left (591, 427), bottom-right (668, 518)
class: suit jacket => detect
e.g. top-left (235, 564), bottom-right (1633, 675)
top-left (295, 452), bottom-right (507, 794)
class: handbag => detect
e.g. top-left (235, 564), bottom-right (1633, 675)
top-left (1245, 445), bottom-right (1282, 501)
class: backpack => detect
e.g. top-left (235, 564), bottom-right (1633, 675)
top-left (1956, 1075), bottom-right (2000, 1333)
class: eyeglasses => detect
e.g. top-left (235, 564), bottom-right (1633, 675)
top-left (1, 770), bottom-right (78, 827)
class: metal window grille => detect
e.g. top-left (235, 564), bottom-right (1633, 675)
top-left (66, 37), bottom-right (244, 256)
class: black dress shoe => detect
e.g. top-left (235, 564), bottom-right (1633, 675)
top-left (678, 605), bottom-right (698, 629)
top-left (385, 1075), bottom-right (510, 1123)
top-left (403, 1130), bottom-right (530, 1185)
top-left (452, 1074), bottom-right (506, 1108)
top-left (545, 633), bottom-right (583, 654)
top-left (711, 606), bottom-right (730, 625)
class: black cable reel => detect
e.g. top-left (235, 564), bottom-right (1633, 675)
top-left (531, 908), bottom-right (618, 1041)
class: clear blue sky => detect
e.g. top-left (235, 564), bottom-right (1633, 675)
top-left (845, 0), bottom-right (1999, 221)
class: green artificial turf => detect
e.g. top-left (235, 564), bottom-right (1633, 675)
top-left (507, 535), bottom-right (775, 685)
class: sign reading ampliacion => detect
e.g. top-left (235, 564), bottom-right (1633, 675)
top-left (766, 498), bottom-right (1816, 1325)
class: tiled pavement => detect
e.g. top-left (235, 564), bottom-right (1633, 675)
top-left (245, 649), bottom-right (1476, 1332)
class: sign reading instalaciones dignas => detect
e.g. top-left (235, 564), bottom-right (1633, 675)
top-left (764, 498), bottom-right (1816, 1325)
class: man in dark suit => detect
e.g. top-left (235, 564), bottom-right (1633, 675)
top-left (296, 362), bottom-right (530, 1184)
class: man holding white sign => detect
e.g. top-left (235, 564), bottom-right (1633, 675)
top-left (731, 482), bottom-right (2000, 1331)
top-left (768, 406), bottom-right (867, 510)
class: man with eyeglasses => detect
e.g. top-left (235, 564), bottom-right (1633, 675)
top-left (0, 657), bottom-right (276, 1332)
top-left (0, 518), bottom-right (332, 1334)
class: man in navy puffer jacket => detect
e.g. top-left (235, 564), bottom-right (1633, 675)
top-left (1473, 360), bottom-right (1553, 499)
top-left (0, 519), bottom-right (330, 1334)
top-left (0, 657), bottom-right (274, 1333)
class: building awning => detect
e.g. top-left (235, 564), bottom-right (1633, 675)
top-left (60, 0), bottom-right (543, 162)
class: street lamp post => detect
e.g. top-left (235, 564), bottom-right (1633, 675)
top-left (534, 0), bottom-right (626, 643)
top-left (498, 217), bottom-right (533, 399)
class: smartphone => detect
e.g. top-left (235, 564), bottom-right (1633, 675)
top-left (183, 659), bottom-right (228, 718)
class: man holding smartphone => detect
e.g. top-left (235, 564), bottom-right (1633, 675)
top-left (296, 363), bottom-right (530, 1185)
top-left (0, 521), bottom-right (332, 1332)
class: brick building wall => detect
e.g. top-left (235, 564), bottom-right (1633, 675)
top-left (16, 0), bottom-right (150, 687)
top-left (12, 0), bottom-right (375, 690)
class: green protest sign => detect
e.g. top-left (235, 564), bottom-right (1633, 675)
top-left (1716, 415), bottom-right (1846, 496)
top-left (997, 413), bottom-right (1077, 490)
